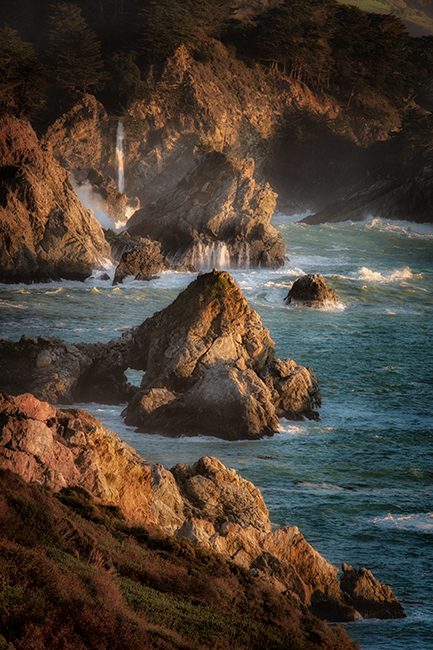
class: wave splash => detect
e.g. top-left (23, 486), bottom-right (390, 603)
top-left (369, 512), bottom-right (433, 534)
top-left (358, 265), bottom-right (420, 283)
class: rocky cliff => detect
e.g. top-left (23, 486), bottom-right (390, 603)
top-left (0, 390), bottom-right (405, 623)
top-left (126, 151), bottom-right (285, 267)
top-left (0, 114), bottom-right (110, 283)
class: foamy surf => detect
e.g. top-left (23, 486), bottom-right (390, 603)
top-left (368, 513), bottom-right (433, 534)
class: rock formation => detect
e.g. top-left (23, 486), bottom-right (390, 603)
top-left (0, 270), bottom-right (320, 438)
top-left (285, 274), bottom-right (339, 308)
top-left (104, 228), bottom-right (196, 284)
top-left (127, 151), bottom-right (286, 268)
top-left (0, 391), bottom-right (153, 523)
top-left (0, 390), bottom-right (405, 623)
top-left (0, 114), bottom-right (110, 283)
top-left (122, 270), bottom-right (320, 438)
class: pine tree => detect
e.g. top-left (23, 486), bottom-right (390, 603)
top-left (0, 24), bottom-right (47, 116)
top-left (47, 2), bottom-right (109, 94)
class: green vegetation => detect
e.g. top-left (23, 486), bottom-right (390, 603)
top-left (0, 468), bottom-right (358, 650)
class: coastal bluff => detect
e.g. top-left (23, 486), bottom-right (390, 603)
top-left (0, 390), bottom-right (405, 624)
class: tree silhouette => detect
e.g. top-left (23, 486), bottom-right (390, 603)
top-left (47, 2), bottom-right (109, 94)
top-left (0, 24), bottom-right (47, 116)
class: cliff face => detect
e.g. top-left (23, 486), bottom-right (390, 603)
top-left (0, 115), bottom-right (110, 283)
top-left (0, 390), bottom-right (405, 623)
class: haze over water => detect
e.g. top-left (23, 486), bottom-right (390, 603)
top-left (1, 214), bottom-right (432, 649)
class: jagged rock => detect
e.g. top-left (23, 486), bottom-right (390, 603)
top-left (104, 229), bottom-right (196, 283)
top-left (0, 115), bottom-right (110, 283)
top-left (260, 358), bottom-right (321, 420)
top-left (172, 456), bottom-right (271, 533)
top-left (340, 563), bottom-right (406, 619)
top-left (0, 395), bottom-right (405, 623)
top-left (121, 269), bottom-right (318, 438)
top-left (0, 271), bottom-right (321, 434)
top-left (127, 151), bottom-right (285, 268)
top-left (0, 391), bottom-right (153, 523)
top-left (285, 274), bottom-right (339, 308)
top-left (0, 336), bottom-right (93, 404)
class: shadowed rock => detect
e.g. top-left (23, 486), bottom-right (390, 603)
top-left (285, 273), bottom-right (338, 308)
top-left (0, 115), bottom-right (110, 283)
top-left (127, 151), bottom-right (286, 268)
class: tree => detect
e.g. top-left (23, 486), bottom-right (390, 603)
top-left (0, 24), bottom-right (47, 116)
top-left (47, 2), bottom-right (109, 94)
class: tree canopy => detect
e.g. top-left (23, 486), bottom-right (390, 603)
top-left (46, 2), bottom-right (109, 94)
top-left (0, 24), bottom-right (47, 116)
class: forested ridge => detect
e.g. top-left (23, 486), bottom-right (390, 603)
top-left (2, 0), bottom-right (433, 131)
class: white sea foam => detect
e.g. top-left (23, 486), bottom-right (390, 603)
top-left (363, 216), bottom-right (433, 238)
top-left (45, 287), bottom-right (63, 295)
top-left (357, 265), bottom-right (421, 284)
top-left (368, 513), bottom-right (433, 533)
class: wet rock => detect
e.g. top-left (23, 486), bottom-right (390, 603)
top-left (285, 273), bottom-right (338, 308)
top-left (121, 269), bottom-right (317, 438)
top-left (127, 151), bottom-right (285, 268)
top-left (0, 115), bottom-right (110, 283)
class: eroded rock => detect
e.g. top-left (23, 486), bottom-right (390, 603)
top-left (0, 114), bottom-right (110, 283)
top-left (285, 273), bottom-right (339, 308)
top-left (0, 394), bottom-right (405, 624)
top-left (127, 151), bottom-right (285, 268)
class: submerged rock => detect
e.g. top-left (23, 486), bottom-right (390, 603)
top-left (285, 273), bottom-right (339, 308)
top-left (0, 394), bottom-right (406, 623)
top-left (0, 114), bottom-right (110, 283)
top-left (127, 151), bottom-right (286, 268)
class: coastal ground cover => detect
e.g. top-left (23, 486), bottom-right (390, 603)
top-left (0, 469), bottom-right (358, 650)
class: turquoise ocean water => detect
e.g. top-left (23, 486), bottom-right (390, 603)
top-left (1, 214), bottom-right (432, 649)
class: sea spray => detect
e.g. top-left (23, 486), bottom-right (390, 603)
top-left (116, 121), bottom-right (125, 193)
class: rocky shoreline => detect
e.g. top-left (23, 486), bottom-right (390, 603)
top-left (0, 390), bottom-right (405, 624)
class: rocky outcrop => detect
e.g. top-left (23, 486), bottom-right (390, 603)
top-left (0, 393), bottom-right (405, 622)
top-left (104, 228), bottom-right (196, 284)
top-left (127, 151), bottom-right (285, 268)
top-left (0, 391), bottom-right (153, 523)
top-left (302, 143), bottom-right (433, 225)
top-left (122, 270), bottom-right (320, 438)
top-left (0, 271), bottom-right (320, 436)
top-left (0, 114), bottom-right (110, 283)
top-left (285, 274), bottom-right (339, 308)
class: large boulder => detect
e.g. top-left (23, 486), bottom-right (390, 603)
top-left (126, 151), bottom-right (285, 268)
top-left (0, 271), bottom-right (320, 436)
top-left (0, 114), bottom-right (110, 283)
top-left (285, 273), bottom-right (339, 308)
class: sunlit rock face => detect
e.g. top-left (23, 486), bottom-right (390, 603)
top-left (0, 396), bottom-right (405, 624)
top-left (0, 114), bottom-right (109, 283)
top-left (126, 151), bottom-right (286, 269)
top-left (0, 391), bottom-right (153, 523)
top-left (0, 271), bottom-right (320, 436)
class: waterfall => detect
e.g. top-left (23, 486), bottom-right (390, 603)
top-left (189, 241), bottom-right (251, 270)
top-left (116, 121), bottom-right (125, 193)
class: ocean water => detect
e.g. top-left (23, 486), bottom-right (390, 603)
top-left (1, 214), bottom-right (432, 650)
